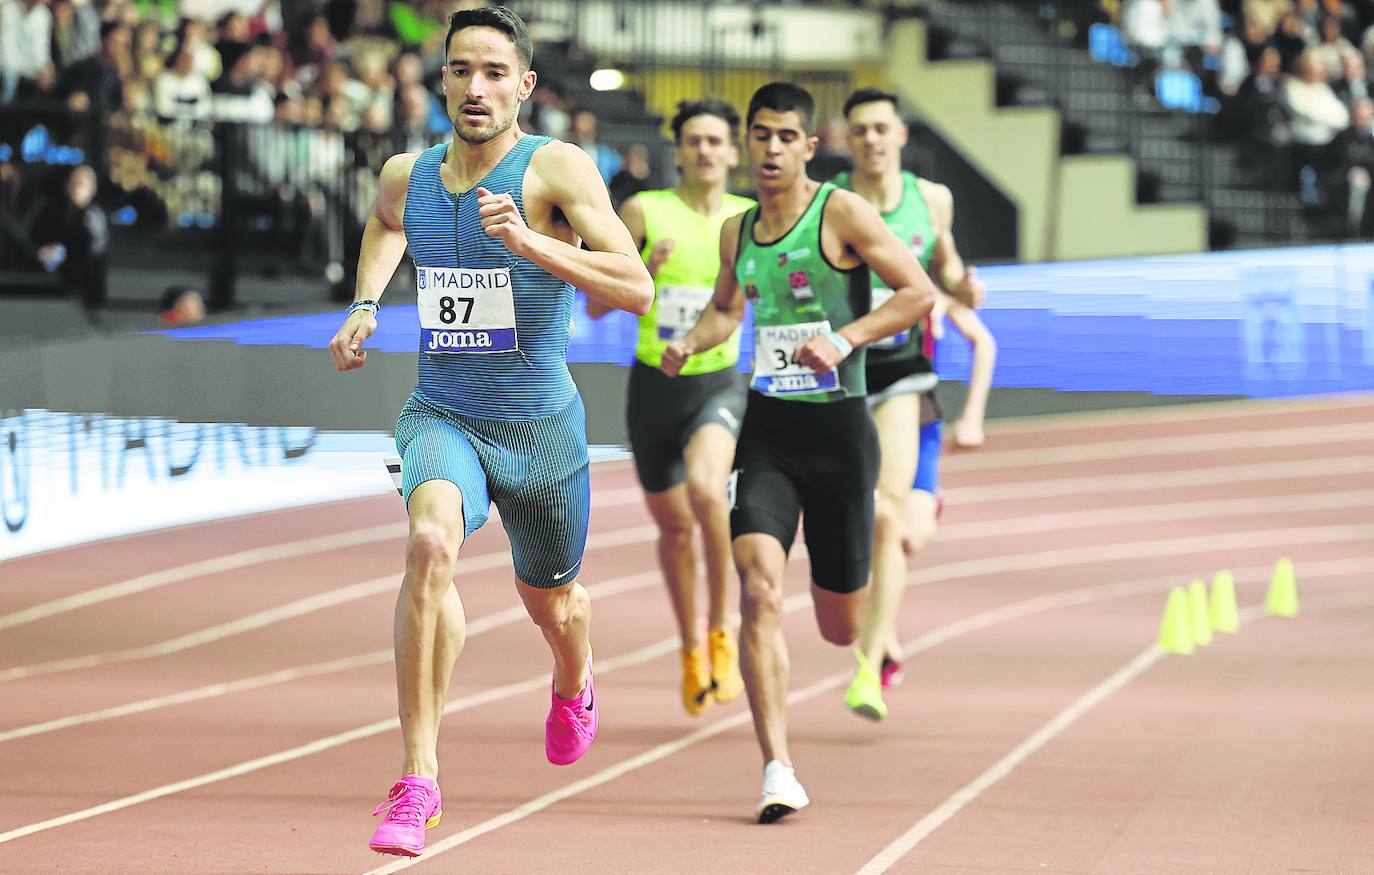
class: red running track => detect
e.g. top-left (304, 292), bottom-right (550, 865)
top-left (0, 394), bottom-right (1371, 874)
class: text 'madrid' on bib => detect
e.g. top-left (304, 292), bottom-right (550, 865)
top-left (417, 266), bottom-right (517, 353)
top-left (751, 320), bottom-right (838, 395)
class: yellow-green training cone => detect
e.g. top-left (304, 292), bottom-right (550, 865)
top-left (1187, 579), bottom-right (1213, 646)
top-left (1158, 586), bottom-right (1195, 655)
top-left (1266, 556), bottom-right (1299, 617)
top-left (1209, 570), bottom-right (1239, 633)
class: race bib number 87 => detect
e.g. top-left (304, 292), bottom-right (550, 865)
top-left (417, 267), bottom-right (517, 353)
top-left (752, 321), bottom-right (838, 395)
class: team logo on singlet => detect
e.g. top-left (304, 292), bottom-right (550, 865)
top-left (787, 270), bottom-right (814, 302)
top-left (775, 248), bottom-right (812, 267)
top-left (910, 235), bottom-right (925, 259)
top-left (744, 282), bottom-right (759, 301)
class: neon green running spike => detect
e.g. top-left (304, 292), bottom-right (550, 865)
top-left (844, 649), bottom-right (888, 722)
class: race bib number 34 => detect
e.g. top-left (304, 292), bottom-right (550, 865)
top-left (752, 321), bottom-right (839, 395)
top-left (656, 285), bottom-right (713, 341)
top-left (417, 267), bottom-right (517, 353)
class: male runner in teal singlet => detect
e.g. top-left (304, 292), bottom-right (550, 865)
top-left (327, 6), bottom-right (652, 857)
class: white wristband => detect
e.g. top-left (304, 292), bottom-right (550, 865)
top-left (825, 330), bottom-right (854, 360)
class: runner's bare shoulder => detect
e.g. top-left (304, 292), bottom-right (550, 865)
top-left (377, 152), bottom-right (422, 228)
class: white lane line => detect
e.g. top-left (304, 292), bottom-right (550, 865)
top-left (0, 523), bottom-right (408, 632)
top-left (4, 552), bottom-right (1369, 851)
top-left (951, 455), bottom-right (1374, 504)
top-left (364, 557), bottom-right (1374, 874)
top-left (942, 490), bottom-right (1374, 542)
top-left (945, 422), bottom-right (1374, 472)
top-left (853, 646), bottom-right (1164, 875)
top-left (0, 520), bottom-right (656, 635)
top-left (0, 528), bottom-right (658, 683)
top-left (5, 520), bottom-right (1362, 684)
top-left (6, 401), bottom-right (1366, 630)
top-left (6, 491), bottom-right (1367, 741)
top-left (980, 393), bottom-right (1372, 435)
top-left (852, 591), bottom-right (1374, 875)
top-left (0, 620), bottom-right (684, 846)
top-left (0, 650), bottom-right (391, 743)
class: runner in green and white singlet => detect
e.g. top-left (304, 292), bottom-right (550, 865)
top-left (833, 89), bottom-right (990, 724)
top-left (661, 82), bottom-right (937, 824)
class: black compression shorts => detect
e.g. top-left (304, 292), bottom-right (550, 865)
top-left (626, 360), bottom-right (748, 493)
top-left (729, 391), bottom-right (880, 594)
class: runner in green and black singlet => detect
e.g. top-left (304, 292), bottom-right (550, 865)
top-left (659, 82), bottom-right (938, 825)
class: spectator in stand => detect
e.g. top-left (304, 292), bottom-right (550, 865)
top-left (178, 17), bottom-right (223, 82)
top-left (528, 81), bottom-right (570, 139)
top-left (60, 20), bottom-right (131, 115)
top-left (1124, 0), bottom-right (1223, 70)
top-left (257, 43), bottom-right (294, 101)
top-left (1333, 48), bottom-right (1372, 104)
top-left (608, 142), bottom-right (650, 207)
top-left (1274, 11), bottom-right (1315, 69)
top-left (155, 36), bottom-right (213, 120)
top-left (132, 19), bottom-right (166, 82)
top-left (0, 158), bottom-right (39, 267)
top-left (389, 51), bottom-right (447, 134)
top-left (1324, 96), bottom-right (1374, 233)
top-left (1237, 46), bottom-right (1293, 169)
top-left (1243, 0), bottom-right (1293, 39)
top-left (286, 13), bottom-right (334, 88)
top-left (29, 164), bottom-right (109, 313)
top-left (215, 10), bottom-right (253, 73)
top-left (0, 0), bottom-right (54, 102)
top-left (1285, 47), bottom-right (1350, 198)
top-left (1294, 0), bottom-right (1324, 35)
top-left (51, 0), bottom-right (101, 72)
top-left (211, 40), bottom-right (273, 122)
top-left (391, 80), bottom-right (435, 152)
top-left (570, 107), bottom-right (621, 185)
top-left (317, 60), bottom-right (369, 130)
top-left (1314, 15), bottom-right (1358, 78)
top-left (1321, 0), bottom-right (1360, 42)
top-left (1219, 16), bottom-right (1270, 95)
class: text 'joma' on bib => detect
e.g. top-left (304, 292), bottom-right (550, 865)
top-left (417, 266), bottom-right (517, 353)
top-left (752, 321), bottom-right (838, 395)
top-left (656, 285), bottom-right (713, 341)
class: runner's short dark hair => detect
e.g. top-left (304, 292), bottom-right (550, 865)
top-left (842, 88), bottom-right (901, 119)
top-left (445, 5), bottom-right (533, 72)
top-left (746, 82), bottom-right (814, 133)
top-left (670, 99), bottom-right (742, 143)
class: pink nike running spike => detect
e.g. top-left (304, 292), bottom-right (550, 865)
top-left (369, 774), bottom-right (442, 857)
top-left (546, 656), bottom-right (598, 765)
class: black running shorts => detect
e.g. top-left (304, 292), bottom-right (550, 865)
top-left (729, 391), bottom-right (881, 594)
top-left (626, 360), bottom-right (748, 493)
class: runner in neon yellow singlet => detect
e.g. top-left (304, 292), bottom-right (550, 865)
top-left (587, 99), bottom-right (754, 716)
